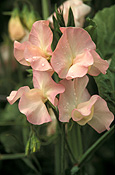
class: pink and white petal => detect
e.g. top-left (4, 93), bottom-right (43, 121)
top-left (33, 70), bottom-right (65, 105)
top-left (30, 56), bottom-right (53, 71)
top-left (72, 95), bottom-right (99, 124)
top-left (58, 79), bottom-right (77, 122)
top-left (14, 41), bottom-right (30, 66)
top-left (73, 49), bottom-right (94, 66)
top-left (74, 75), bottom-right (90, 103)
top-left (24, 43), bottom-right (43, 60)
top-left (51, 30), bottom-right (73, 78)
top-left (66, 64), bottom-right (88, 80)
top-left (29, 20), bottom-right (53, 54)
top-left (88, 96), bottom-right (114, 133)
top-left (7, 86), bottom-right (30, 105)
top-left (19, 89), bottom-right (52, 125)
top-left (88, 50), bottom-right (109, 76)
top-left (66, 50), bottom-right (94, 79)
top-left (60, 27), bottom-right (96, 55)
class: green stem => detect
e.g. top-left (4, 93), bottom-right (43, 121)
top-left (78, 125), bottom-right (114, 168)
top-left (61, 123), bottom-right (65, 175)
top-left (0, 153), bottom-right (25, 160)
top-left (71, 126), bottom-right (114, 174)
top-left (42, 0), bottom-right (50, 20)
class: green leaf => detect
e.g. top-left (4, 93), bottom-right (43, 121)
top-left (85, 17), bottom-right (97, 43)
top-left (93, 5), bottom-right (115, 59)
top-left (71, 166), bottom-right (80, 175)
top-left (94, 67), bottom-right (115, 115)
top-left (51, 15), bottom-right (62, 51)
top-left (67, 7), bottom-right (75, 27)
top-left (55, 5), bottom-right (65, 27)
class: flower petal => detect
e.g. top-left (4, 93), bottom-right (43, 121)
top-left (60, 27), bottom-right (96, 55)
top-left (33, 70), bottom-right (65, 105)
top-left (74, 75), bottom-right (90, 103)
top-left (7, 86), bottom-right (30, 105)
top-left (88, 96), bottom-right (114, 133)
top-left (19, 89), bottom-right (52, 125)
top-left (66, 49), bottom-right (94, 79)
top-left (29, 20), bottom-right (53, 55)
top-left (14, 41), bottom-right (30, 66)
top-left (58, 79), bottom-right (77, 122)
top-left (72, 95), bottom-right (98, 125)
top-left (51, 27), bottom-right (95, 79)
top-left (88, 50), bottom-right (109, 76)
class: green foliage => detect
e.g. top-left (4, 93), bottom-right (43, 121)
top-left (93, 5), bottom-right (115, 59)
top-left (21, 4), bottom-right (41, 30)
top-left (67, 7), bottom-right (75, 27)
top-left (92, 5), bottom-right (115, 115)
top-left (94, 61), bottom-right (115, 114)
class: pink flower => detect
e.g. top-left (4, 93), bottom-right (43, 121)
top-left (7, 71), bottom-right (65, 125)
top-left (48, 0), bottom-right (91, 27)
top-left (58, 76), bottom-right (114, 133)
top-left (51, 27), bottom-right (109, 79)
top-left (14, 20), bottom-right (53, 71)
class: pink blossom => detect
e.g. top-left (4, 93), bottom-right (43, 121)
top-left (7, 71), bottom-right (65, 125)
top-left (48, 0), bottom-right (91, 27)
top-left (51, 27), bottom-right (109, 79)
top-left (58, 76), bottom-right (114, 133)
top-left (14, 20), bottom-right (53, 71)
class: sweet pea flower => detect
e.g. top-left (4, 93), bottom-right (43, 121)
top-left (14, 20), bottom-right (53, 71)
top-left (51, 27), bottom-right (109, 80)
top-left (58, 76), bottom-right (114, 133)
top-left (48, 0), bottom-right (91, 27)
top-left (7, 71), bottom-right (65, 125)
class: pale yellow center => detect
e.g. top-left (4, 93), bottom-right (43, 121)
top-left (77, 106), bottom-right (94, 126)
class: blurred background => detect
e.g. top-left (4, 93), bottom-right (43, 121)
top-left (0, 0), bottom-right (114, 175)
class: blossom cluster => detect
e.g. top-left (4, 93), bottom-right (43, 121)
top-left (7, 20), bottom-right (114, 133)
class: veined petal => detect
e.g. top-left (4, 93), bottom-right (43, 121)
top-left (51, 27), bottom-right (95, 79)
top-left (66, 64), bottom-right (88, 80)
top-left (60, 27), bottom-right (96, 55)
top-left (66, 50), bottom-right (94, 79)
top-left (58, 79), bottom-right (77, 122)
top-left (74, 75), bottom-right (90, 103)
top-left (14, 41), bottom-right (30, 66)
top-left (7, 86), bottom-right (30, 105)
top-left (28, 56), bottom-right (52, 71)
top-left (72, 95), bottom-right (98, 125)
top-left (88, 96), bottom-right (114, 133)
top-left (51, 29), bottom-right (73, 79)
top-left (29, 20), bottom-right (53, 55)
top-left (19, 89), bottom-right (51, 125)
top-left (33, 70), bottom-right (65, 105)
top-left (88, 50), bottom-right (109, 76)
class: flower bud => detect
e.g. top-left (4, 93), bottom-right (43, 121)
top-left (21, 5), bottom-right (40, 30)
top-left (8, 8), bottom-right (25, 41)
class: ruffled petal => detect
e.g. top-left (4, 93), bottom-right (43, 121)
top-left (74, 75), bottom-right (90, 103)
top-left (60, 27), bottom-right (96, 55)
top-left (88, 50), bottom-right (109, 76)
top-left (66, 50), bottom-right (93, 79)
top-left (33, 70), bottom-right (65, 105)
top-left (51, 27), bottom-right (95, 79)
top-left (51, 29), bottom-right (73, 79)
top-left (58, 79), bottom-right (77, 122)
top-left (72, 95), bottom-right (98, 125)
top-left (29, 20), bottom-right (53, 55)
top-left (24, 43), bottom-right (53, 71)
top-left (14, 41), bottom-right (30, 66)
top-left (88, 96), bottom-right (114, 133)
top-left (19, 89), bottom-right (51, 125)
top-left (7, 86), bottom-right (30, 105)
